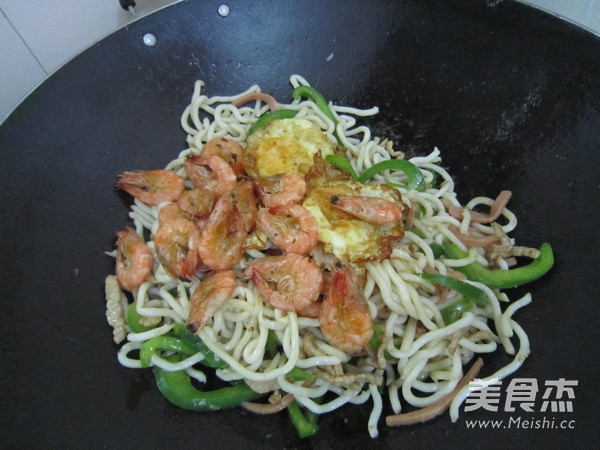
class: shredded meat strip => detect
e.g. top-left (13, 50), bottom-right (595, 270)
top-left (242, 393), bottom-right (295, 415)
top-left (232, 92), bottom-right (280, 111)
top-left (385, 357), bottom-right (483, 426)
top-left (443, 191), bottom-right (512, 224)
top-left (318, 371), bottom-right (384, 390)
top-left (504, 257), bottom-right (518, 267)
top-left (422, 265), bottom-right (466, 280)
top-left (488, 222), bottom-right (541, 261)
top-left (450, 227), bottom-right (500, 248)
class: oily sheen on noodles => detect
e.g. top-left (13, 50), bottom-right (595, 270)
top-left (109, 75), bottom-right (538, 439)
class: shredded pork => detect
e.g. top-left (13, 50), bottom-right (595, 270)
top-left (386, 357), bottom-right (483, 426)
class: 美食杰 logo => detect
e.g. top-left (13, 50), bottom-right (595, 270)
top-left (462, 378), bottom-right (577, 430)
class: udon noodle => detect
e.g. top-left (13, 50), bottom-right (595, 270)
top-left (106, 75), bottom-right (547, 438)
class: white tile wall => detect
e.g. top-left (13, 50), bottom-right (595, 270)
top-left (0, 9), bottom-right (47, 121)
top-left (1, 0), bottom-right (130, 73)
top-left (0, 0), bottom-right (598, 124)
top-left (0, 0), bottom-right (178, 122)
top-left (519, 0), bottom-right (600, 35)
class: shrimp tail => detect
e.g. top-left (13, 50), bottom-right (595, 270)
top-left (249, 267), bottom-right (269, 291)
top-left (180, 249), bottom-right (200, 280)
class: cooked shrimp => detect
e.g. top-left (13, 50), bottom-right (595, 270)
top-left (330, 195), bottom-right (403, 225)
top-left (184, 154), bottom-right (236, 198)
top-left (255, 205), bottom-right (318, 254)
top-left (256, 173), bottom-right (307, 207)
top-left (231, 180), bottom-right (258, 232)
top-left (244, 253), bottom-right (323, 314)
top-left (187, 270), bottom-right (236, 333)
top-left (178, 188), bottom-right (216, 219)
top-left (320, 263), bottom-right (373, 354)
top-left (157, 202), bottom-right (191, 227)
top-left (198, 195), bottom-right (248, 270)
top-left (201, 137), bottom-right (245, 176)
top-left (115, 227), bottom-right (153, 291)
top-left (117, 170), bottom-right (184, 205)
top-left (154, 218), bottom-right (202, 280)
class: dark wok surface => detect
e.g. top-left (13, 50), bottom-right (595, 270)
top-left (1, 0), bottom-right (599, 447)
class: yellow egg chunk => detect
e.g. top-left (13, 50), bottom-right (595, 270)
top-left (303, 181), bottom-right (405, 262)
top-left (246, 118), bottom-right (335, 177)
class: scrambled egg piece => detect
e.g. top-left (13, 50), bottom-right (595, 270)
top-left (246, 118), bottom-right (335, 177)
top-left (303, 181), bottom-right (405, 262)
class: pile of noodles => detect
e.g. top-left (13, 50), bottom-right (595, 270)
top-left (109, 75), bottom-right (533, 438)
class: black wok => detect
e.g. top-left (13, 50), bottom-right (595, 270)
top-left (1, 0), bottom-right (598, 447)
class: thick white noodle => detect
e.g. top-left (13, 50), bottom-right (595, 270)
top-left (368, 383), bottom-right (383, 438)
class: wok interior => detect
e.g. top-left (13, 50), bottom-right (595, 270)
top-left (0, 0), bottom-right (598, 447)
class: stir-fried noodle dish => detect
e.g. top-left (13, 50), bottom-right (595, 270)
top-left (105, 75), bottom-right (554, 438)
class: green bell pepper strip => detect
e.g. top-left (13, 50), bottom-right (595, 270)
top-left (140, 336), bottom-right (198, 368)
top-left (292, 85), bottom-right (343, 145)
top-left (126, 303), bottom-right (155, 333)
top-left (368, 324), bottom-right (395, 360)
top-left (441, 297), bottom-right (475, 325)
top-left (429, 242), bottom-right (444, 259)
top-left (246, 108), bottom-right (299, 137)
top-left (356, 159), bottom-right (426, 192)
top-left (265, 330), bottom-right (279, 359)
top-left (325, 154), bottom-right (426, 192)
top-left (153, 359), bottom-right (261, 411)
top-left (420, 273), bottom-right (488, 307)
top-left (171, 323), bottom-right (228, 369)
top-left (325, 154), bottom-right (359, 180)
top-left (442, 242), bottom-right (555, 290)
top-left (287, 400), bottom-right (319, 438)
top-left (292, 85), bottom-right (337, 124)
top-left (286, 366), bottom-right (313, 382)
